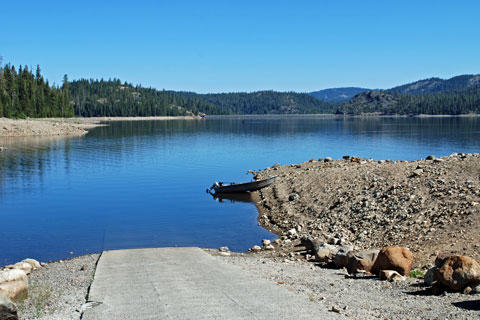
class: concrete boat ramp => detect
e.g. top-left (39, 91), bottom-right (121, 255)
top-left (82, 247), bottom-right (340, 319)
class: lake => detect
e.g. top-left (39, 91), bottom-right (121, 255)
top-left (1, 115), bottom-right (479, 265)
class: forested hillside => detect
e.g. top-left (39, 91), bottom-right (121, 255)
top-left (390, 75), bottom-right (480, 95)
top-left (0, 63), bottom-right (74, 118)
top-left (178, 91), bottom-right (336, 114)
top-left (70, 79), bottom-right (225, 117)
top-left (339, 87), bottom-right (480, 115)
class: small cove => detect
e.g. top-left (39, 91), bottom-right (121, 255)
top-left (1, 115), bottom-right (479, 265)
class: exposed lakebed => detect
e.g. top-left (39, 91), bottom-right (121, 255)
top-left (1, 116), bottom-right (479, 265)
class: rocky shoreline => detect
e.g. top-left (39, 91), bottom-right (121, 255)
top-left (252, 153), bottom-right (479, 267)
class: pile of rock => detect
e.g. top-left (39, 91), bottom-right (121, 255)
top-left (255, 153), bottom-right (480, 266)
top-left (0, 258), bottom-right (42, 319)
top-left (302, 238), bottom-right (414, 282)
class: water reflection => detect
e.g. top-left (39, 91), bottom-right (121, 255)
top-left (211, 193), bottom-right (254, 203)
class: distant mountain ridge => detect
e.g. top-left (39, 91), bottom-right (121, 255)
top-left (308, 87), bottom-right (370, 102)
top-left (389, 74), bottom-right (480, 95)
top-left (339, 74), bottom-right (480, 115)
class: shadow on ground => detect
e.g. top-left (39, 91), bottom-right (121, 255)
top-left (452, 300), bottom-right (480, 311)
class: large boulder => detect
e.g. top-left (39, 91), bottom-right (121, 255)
top-left (346, 249), bottom-right (379, 274)
top-left (0, 290), bottom-right (18, 320)
top-left (371, 246), bottom-right (414, 276)
top-left (434, 255), bottom-right (480, 292)
top-left (0, 270), bottom-right (28, 302)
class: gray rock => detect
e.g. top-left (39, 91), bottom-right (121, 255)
top-left (346, 249), bottom-right (379, 274)
top-left (426, 155), bottom-right (436, 160)
top-left (0, 291), bottom-right (18, 320)
top-left (314, 248), bottom-right (333, 263)
top-left (412, 169), bottom-right (423, 177)
top-left (288, 193), bottom-right (299, 201)
top-left (218, 246), bottom-right (229, 252)
top-left (324, 157), bottom-right (332, 162)
top-left (424, 267), bottom-right (436, 286)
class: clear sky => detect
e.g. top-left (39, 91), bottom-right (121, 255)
top-left (2, 0), bottom-right (479, 93)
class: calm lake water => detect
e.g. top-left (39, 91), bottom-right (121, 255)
top-left (1, 116), bottom-right (479, 265)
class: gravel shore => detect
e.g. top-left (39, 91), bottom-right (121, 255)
top-left (16, 254), bottom-right (99, 320)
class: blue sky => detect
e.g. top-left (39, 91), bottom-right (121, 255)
top-left (2, 0), bottom-right (479, 93)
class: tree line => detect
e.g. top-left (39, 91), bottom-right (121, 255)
top-left (0, 62), bottom-right (74, 118)
top-left (177, 91), bottom-right (336, 114)
top-left (70, 79), bottom-right (225, 117)
top-left (2, 60), bottom-right (479, 118)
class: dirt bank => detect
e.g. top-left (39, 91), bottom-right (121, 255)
top-left (252, 153), bottom-right (480, 267)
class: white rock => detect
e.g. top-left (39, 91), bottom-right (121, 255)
top-left (219, 252), bottom-right (231, 256)
top-left (22, 258), bottom-right (41, 270)
top-left (251, 245), bottom-right (262, 252)
top-left (0, 281), bottom-right (28, 302)
top-left (262, 239), bottom-right (271, 246)
top-left (288, 228), bottom-right (297, 236)
top-left (0, 269), bottom-right (27, 283)
top-left (11, 262), bottom-right (32, 275)
top-left (264, 244), bottom-right (275, 250)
